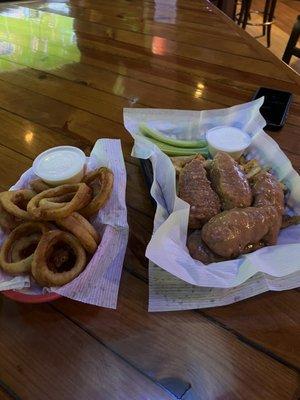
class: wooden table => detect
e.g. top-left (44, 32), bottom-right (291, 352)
top-left (0, 0), bottom-right (299, 399)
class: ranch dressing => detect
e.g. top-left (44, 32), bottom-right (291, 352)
top-left (206, 126), bottom-right (251, 159)
top-left (33, 146), bottom-right (86, 186)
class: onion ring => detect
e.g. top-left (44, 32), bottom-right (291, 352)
top-left (81, 167), bottom-right (114, 217)
top-left (27, 183), bottom-right (92, 220)
top-left (32, 230), bottom-right (87, 287)
top-left (0, 196), bottom-right (20, 232)
top-left (56, 212), bottom-right (100, 253)
top-left (0, 222), bottom-right (50, 275)
top-left (0, 189), bottom-right (36, 220)
top-left (39, 192), bottom-right (76, 210)
top-left (30, 179), bottom-right (51, 193)
top-left (11, 233), bottom-right (41, 262)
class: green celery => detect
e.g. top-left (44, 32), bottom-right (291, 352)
top-left (145, 136), bottom-right (208, 156)
top-left (139, 124), bottom-right (206, 149)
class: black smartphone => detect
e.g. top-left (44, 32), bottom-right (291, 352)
top-left (252, 87), bottom-right (293, 131)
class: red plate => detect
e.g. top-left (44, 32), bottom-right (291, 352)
top-left (2, 290), bottom-right (61, 303)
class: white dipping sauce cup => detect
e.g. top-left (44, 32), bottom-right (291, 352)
top-left (206, 126), bottom-right (251, 160)
top-left (32, 146), bottom-right (86, 186)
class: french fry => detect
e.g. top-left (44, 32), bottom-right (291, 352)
top-left (170, 155), bottom-right (199, 174)
top-left (246, 166), bottom-right (262, 179)
top-left (240, 159), bottom-right (262, 179)
top-left (238, 155), bottom-right (247, 165)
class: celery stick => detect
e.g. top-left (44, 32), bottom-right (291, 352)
top-left (139, 123), bottom-right (206, 148)
top-left (146, 136), bottom-right (208, 157)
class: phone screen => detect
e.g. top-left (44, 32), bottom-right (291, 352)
top-left (254, 87), bottom-right (292, 128)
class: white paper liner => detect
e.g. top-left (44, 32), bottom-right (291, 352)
top-left (0, 139), bottom-right (128, 308)
top-left (124, 98), bottom-right (300, 311)
top-left (148, 264), bottom-right (300, 311)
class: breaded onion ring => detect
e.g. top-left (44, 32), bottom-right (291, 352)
top-left (11, 233), bottom-right (41, 262)
top-left (0, 222), bottom-right (50, 275)
top-left (0, 197), bottom-right (20, 232)
top-left (56, 212), bottom-right (100, 253)
top-left (39, 192), bottom-right (76, 210)
top-left (0, 189), bottom-right (36, 220)
top-left (27, 183), bottom-right (92, 220)
top-left (81, 167), bottom-right (114, 217)
top-left (30, 179), bottom-right (51, 193)
top-left (32, 230), bottom-right (87, 287)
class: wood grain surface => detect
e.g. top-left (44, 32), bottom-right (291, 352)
top-left (0, 0), bottom-right (299, 399)
top-left (0, 384), bottom-right (15, 400)
top-left (0, 299), bottom-right (174, 400)
top-left (52, 272), bottom-right (300, 400)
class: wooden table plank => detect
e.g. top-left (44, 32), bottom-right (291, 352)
top-left (52, 272), bottom-right (299, 400)
top-left (203, 291), bottom-right (300, 369)
top-left (0, 59), bottom-right (220, 111)
top-left (2, 33), bottom-right (300, 107)
top-left (0, 145), bottom-right (31, 189)
top-left (0, 79), bottom-right (133, 157)
top-left (78, 44), bottom-right (300, 95)
top-left (0, 298), bottom-right (174, 400)
top-left (27, 2), bottom-right (239, 38)
top-left (0, 384), bottom-right (15, 400)
top-left (0, 108), bottom-right (92, 157)
top-left (67, 0), bottom-right (214, 12)
top-left (77, 35), bottom-right (289, 80)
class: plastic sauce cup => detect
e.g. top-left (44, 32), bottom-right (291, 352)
top-left (32, 146), bottom-right (86, 186)
top-left (206, 126), bottom-right (251, 160)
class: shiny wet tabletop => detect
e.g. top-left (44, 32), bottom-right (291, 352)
top-left (0, 1), bottom-right (299, 399)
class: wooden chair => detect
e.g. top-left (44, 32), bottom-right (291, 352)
top-left (237, 0), bottom-right (277, 47)
top-left (282, 15), bottom-right (300, 65)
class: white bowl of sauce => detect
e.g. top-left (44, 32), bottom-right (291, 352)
top-left (206, 126), bottom-right (251, 160)
top-left (33, 146), bottom-right (86, 186)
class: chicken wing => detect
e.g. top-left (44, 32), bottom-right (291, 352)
top-left (201, 206), bottom-right (281, 258)
top-left (209, 152), bottom-right (252, 209)
top-left (178, 155), bottom-right (221, 228)
top-left (187, 230), bottom-right (224, 264)
top-left (252, 171), bottom-right (284, 215)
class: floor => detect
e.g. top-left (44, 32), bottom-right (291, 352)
top-left (239, 0), bottom-right (300, 73)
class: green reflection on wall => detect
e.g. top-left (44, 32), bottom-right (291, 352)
top-left (0, 7), bottom-right (80, 71)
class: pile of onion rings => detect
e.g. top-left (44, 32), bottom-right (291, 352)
top-left (0, 166), bottom-right (114, 287)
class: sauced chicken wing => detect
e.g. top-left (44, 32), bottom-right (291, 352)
top-left (178, 155), bottom-right (221, 229)
top-left (187, 230), bottom-right (265, 264)
top-left (209, 152), bottom-right (252, 209)
top-left (187, 230), bottom-right (224, 264)
top-left (252, 171), bottom-right (284, 214)
top-left (201, 206), bottom-right (281, 258)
